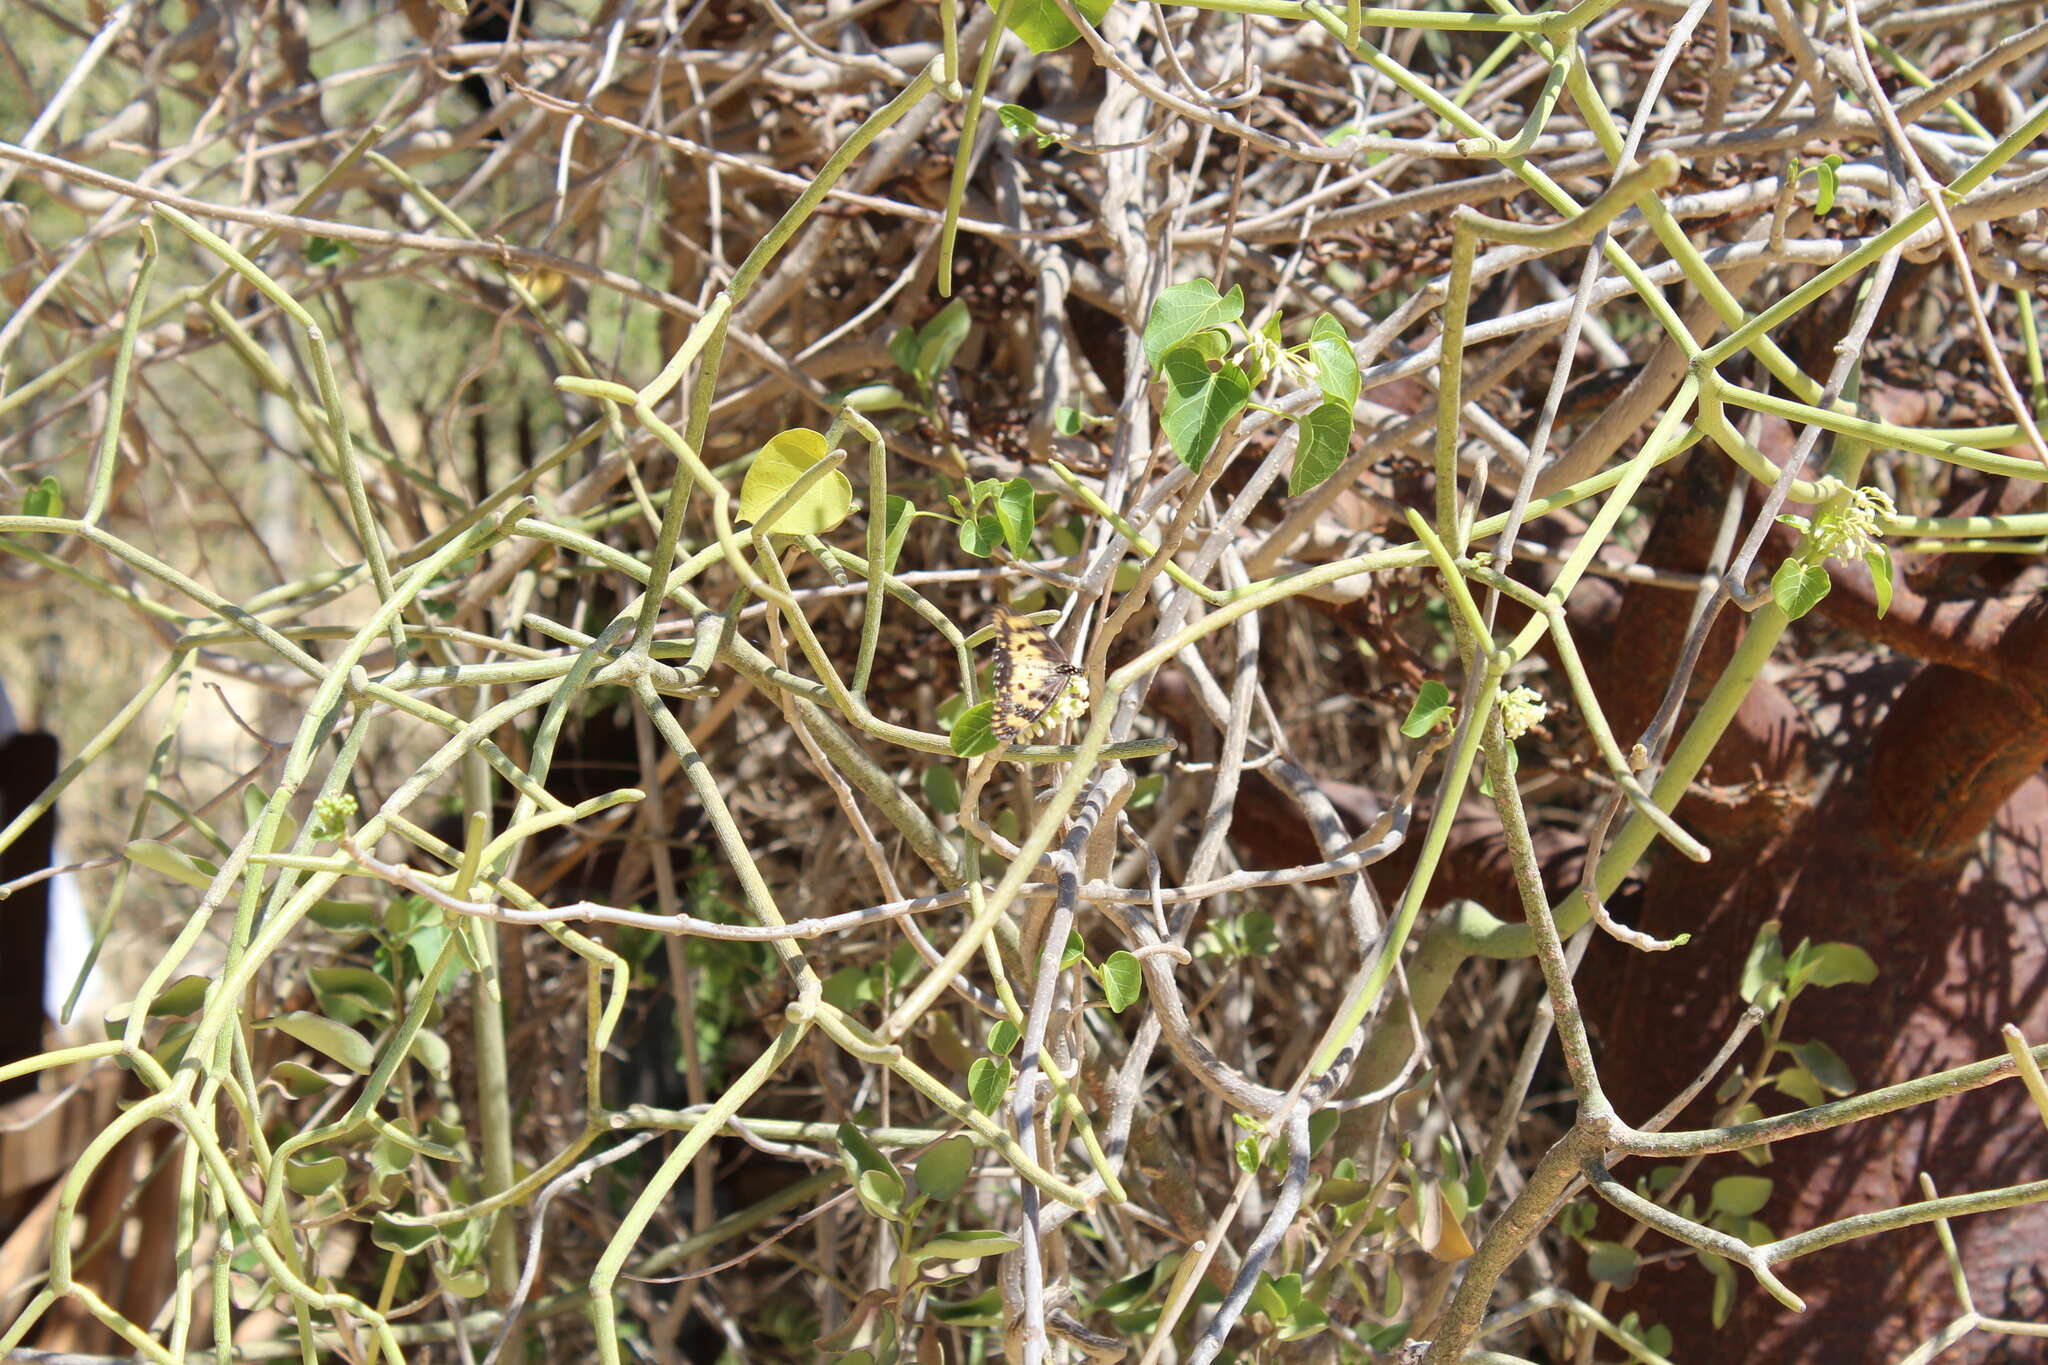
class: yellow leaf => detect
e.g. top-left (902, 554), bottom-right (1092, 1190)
top-left (738, 428), bottom-right (853, 535)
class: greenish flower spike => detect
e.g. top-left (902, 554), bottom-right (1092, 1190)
top-left (311, 793), bottom-right (359, 842)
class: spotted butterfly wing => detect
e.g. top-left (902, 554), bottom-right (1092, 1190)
top-left (990, 606), bottom-right (1082, 742)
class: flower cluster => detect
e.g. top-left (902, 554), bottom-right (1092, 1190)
top-left (1498, 685), bottom-right (1549, 740)
top-left (310, 792), bottom-right (359, 841)
top-left (1043, 675), bottom-right (1091, 729)
top-left (1811, 485), bottom-right (1896, 564)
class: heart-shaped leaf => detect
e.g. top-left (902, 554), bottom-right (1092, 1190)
top-left (1401, 681), bottom-right (1454, 738)
top-left (1290, 400), bottom-right (1353, 495)
top-left (1770, 557), bottom-right (1831, 620)
top-left (1160, 346), bottom-right (1250, 471)
top-left (1095, 951), bottom-right (1142, 1013)
top-left (1307, 313), bottom-right (1359, 410)
top-left (1144, 280), bottom-right (1244, 368)
top-left (1005, 0), bottom-right (1114, 54)
top-left (993, 478), bottom-right (1036, 557)
top-left (738, 428), bottom-right (852, 536)
top-left (950, 702), bottom-right (999, 757)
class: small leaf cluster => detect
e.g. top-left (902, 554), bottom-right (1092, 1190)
top-left (18, 475), bottom-right (64, 518)
top-left (122, 793), bottom-right (492, 1301)
top-left (946, 474), bottom-right (1038, 560)
top-left (886, 297), bottom-right (972, 409)
top-left (1772, 484), bottom-right (1897, 621)
top-left (822, 1121), bottom-right (1018, 1364)
top-left (1140, 279), bottom-right (1359, 490)
top-left (1567, 920), bottom-right (1877, 1329)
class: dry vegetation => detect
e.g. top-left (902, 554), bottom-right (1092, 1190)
top-left (4, 0), bottom-right (2048, 1362)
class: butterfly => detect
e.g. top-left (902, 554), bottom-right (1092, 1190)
top-left (989, 605), bottom-right (1083, 743)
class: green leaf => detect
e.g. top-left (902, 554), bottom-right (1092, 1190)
top-left (915, 1136), bottom-right (976, 1201)
top-left (258, 1011), bottom-right (375, 1074)
top-left (1708, 1174), bottom-right (1774, 1218)
top-left (126, 839), bottom-right (221, 890)
top-left (1464, 1158), bottom-right (1488, 1210)
top-left (1093, 1259), bottom-right (1172, 1315)
top-left (1770, 557), bottom-right (1831, 620)
top-left (1095, 951), bottom-right (1142, 1013)
top-left (958, 513), bottom-right (1004, 557)
top-left (371, 1214), bottom-right (440, 1255)
top-left (889, 324), bottom-right (920, 377)
top-left (1787, 1038), bottom-right (1855, 1094)
top-left (408, 1027), bottom-right (453, 1080)
top-left (1159, 345), bottom-right (1250, 471)
top-left (913, 299), bottom-right (972, 387)
top-left (1143, 280), bottom-right (1245, 369)
top-left (268, 1061), bottom-right (344, 1098)
top-left (1368, 1321), bottom-right (1411, 1352)
top-left (1290, 400), bottom-right (1352, 495)
top-left (838, 381), bottom-right (916, 414)
top-left (1772, 1066), bottom-right (1824, 1107)
top-left (308, 899), bottom-right (379, 930)
top-left (1791, 941), bottom-right (1877, 990)
top-left (1235, 1135), bottom-right (1263, 1172)
top-left (1307, 313), bottom-right (1359, 409)
top-left (243, 784), bottom-right (300, 852)
top-left (930, 1286), bottom-right (1005, 1326)
top-left (20, 476), bottom-right (64, 519)
top-left (1585, 1241), bottom-right (1640, 1288)
top-left (822, 965), bottom-right (876, 1014)
top-left (949, 701), bottom-right (999, 757)
top-left (151, 975), bottom-right (212, 1017)
top-left (1241, 910), bottom-right (1278, 956)
top-left (1707, 1253), bottom-right (1736, 1327)
top-left (1060, 930), bottom-right (1088, 971)
top-left (1864, 546), bottom-right (1894, 618)
top-left (911, 1229), bottom-right (1021, 1263)
top-left (402, 917), bottom-right (452, 981)
top-left (882, 495), bottom-right (917, 577)
top-left (436, 1264), bottom-right (490, 1299)
top-left (1000, 104), bottom-right (1060, 149)
top-left (1739, 920), bottom-right (1786, 1007)
top-left (305, 236), bottom-right (345, 266)
top-left (369, 1125), bottom-right (419, 1176)
top-left (1401, 681), bottom-right (1454, 738)
top-left (994, 478), bottom-right (1036, 557)
top-left (285, 1151), bottom-right (347, 1197)
top-left (968, 1056), bottom-right (1012, 1114)
top-left (308, 966), bottom-right (397, 1024)
top-left (738, 429), bottom-right (853, 535)
top-left (836, 1122), bottom-right (907, 1220)
top-left (922, 763), bottom-right (961, 815)
top-left (857, 1169), bottom-right (905, 1220)
top-left (1005, 0), bottom-right (1113, 54)
top-left (1054, 406), bottom-right (1084, 435)
top-left (987, 1019), bottom-right (1021, 1056)
top-left (1815, 154), bottom-right (1839, 215)
top-left (1277, 1301), bottom-right (1327, 1342)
